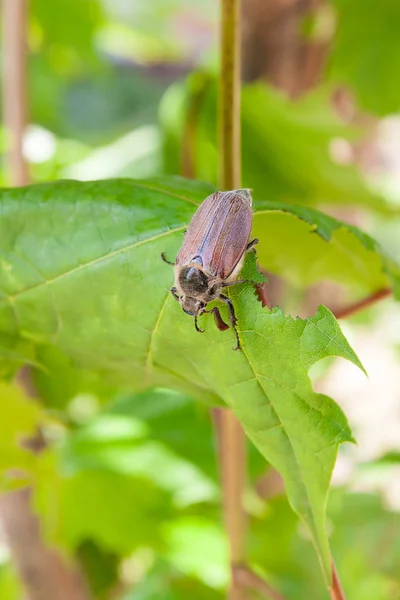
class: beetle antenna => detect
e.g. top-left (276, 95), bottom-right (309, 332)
top-left (170, 287), bottom-right (180, 302)
top-left (246, 238), bottom-right (259, 252)
top-left (161, 252), bottom-right (175, 266)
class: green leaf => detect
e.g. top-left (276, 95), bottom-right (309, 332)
top-left (366, 451), bottom-right (400, 466)
top-left (77, 541), bottom-right (120, 600)
top-left (160, 78), bottom-right (397, 214)
top-left (62, 414), bottom-right (219, 507)
top-left (249, 490), bottom-right (400, 600)
top-left (32, 344), bottom-right (117, 411)
top-left (108, 388), bottom-right (220, 482)
top-left (240, 85), bottom-right (392, 213)
top-left (1, 176), bottom-right (397, 583)
top-left (164, 257), bottom-right (360, 582)
top-left (31, 0), bottom-right (104, 69)
top-left (253, 199), bottom-right (400, 296)
top-left (108, 387), bottom-right (267, 482)
top-left (162, 517), bottom-right (228, 590)
top-left (122, 560), bottom-right (223, 600)
top-left (34, 464), bottom-right (171, 554)
top-left (329, 0), bottom-right (400, 116)
top-left (328, 491), bottom-right (400, 598)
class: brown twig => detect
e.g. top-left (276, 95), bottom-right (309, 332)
top-left (216, 2), bottom-right (247, 599)
top-left (219, 0), bottom-right (241, 190)
top-left (213, 409), bottom-right (247, 594)
top-left (254, 468), bottom-right (285, 501)
top-left (333, 288), bottom-right (391, 320)
top-left (233, 565), bottom-right (288, 600)
top-left (2, 0), bottom-right (29, 186)
top-left (216, 0), bottom-right (246, 600)
top-left (1, 3), bottom-right (92, 598)
top-left (329, 558), bottom-right (346, 600)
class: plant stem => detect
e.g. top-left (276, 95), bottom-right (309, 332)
top-left (329, 558), bottom-right (346, 600)
top-left (333, 288), bottom-right (391, 320)
top-left (2, 0), bottom-right (29, 186)
top-left (214, 408), bottom-right (247, 562)
top-left (219, 0), bottom-right (241, 190)
top-left (233, 565), bottom-right (288, 600)
top-left (1, 5), bottom-right (91, 599)
top-left (217, 2), bottom-right (247, 599)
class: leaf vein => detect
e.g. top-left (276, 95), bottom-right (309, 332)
top-left (133, 182), bottom-right (200, 206)
top-left (2, 226), bottom-right (186, 303)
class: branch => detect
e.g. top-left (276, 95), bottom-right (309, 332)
top-left (2, 0), bottom-right (29, 186)
top-left (1, 489), bottom-right (92, 600)
top-left (216, 2), bottom-right (247, 599)
top-left (333, 288), bottom-right (391, 320)
top-left (233, 564), bottom-right (288, 600)
top-left (329, 558), bottom-right (346, 600)
top-left (214, 409), bottom-right (247, 566)
top-left (1, 4), bottom-right (91, 599)
top-left (219, 0), bottom-right (241, 189)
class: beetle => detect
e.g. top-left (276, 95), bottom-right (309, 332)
top-left (161, 188), bottom-right (258, 350)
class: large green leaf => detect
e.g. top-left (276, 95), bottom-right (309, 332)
top-left (160, 79), bottom-right (397, 214)
top-left (0, 177), bottom-right (398, 582)
top-left (108, 387), bottom-right (267, 482)
top-left (61, 414), bottom-right (219, 507)
top-left (34, 465), bottom-right (171, 554)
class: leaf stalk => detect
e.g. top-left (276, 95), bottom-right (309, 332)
top-left (334, 288), bottom-right (391, 320)
top-left (329, 558), bottom-right (346, 600)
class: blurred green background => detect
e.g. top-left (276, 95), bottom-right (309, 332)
top-left (1, 1), bottom-right (400, 599)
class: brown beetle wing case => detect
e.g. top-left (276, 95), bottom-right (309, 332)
top-left (176, 190), bottom-right (253, 279)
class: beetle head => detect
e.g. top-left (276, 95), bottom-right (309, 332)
top-left (180, 296), bottom-right (206, 317)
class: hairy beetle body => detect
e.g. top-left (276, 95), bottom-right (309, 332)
top-left (162, 189), bottom-right (258, 350)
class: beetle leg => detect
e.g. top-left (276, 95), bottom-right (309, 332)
top-left (221, 279), bottom-right (258, 288)
top-left (219, 294), bottom-right (241, 350)
top-left (194, 314), bottom-right (205, 333)
top-left (203, 306), bottom-right (230, 331)
top-left (246, 238), bottom-right (259, 252)
top-left (161, 252), bottom-right (175, 266)
top-left (170, 287), bottom-right (180, 301)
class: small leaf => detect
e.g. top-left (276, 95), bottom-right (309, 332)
top-left (253, 199), bottom-right (400, 297)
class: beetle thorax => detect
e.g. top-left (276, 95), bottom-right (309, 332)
top-left (175, 265), bottom-right (221, 309)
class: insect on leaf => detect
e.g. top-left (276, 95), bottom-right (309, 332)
top-left (0, 177), bottom-right (398, 582)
